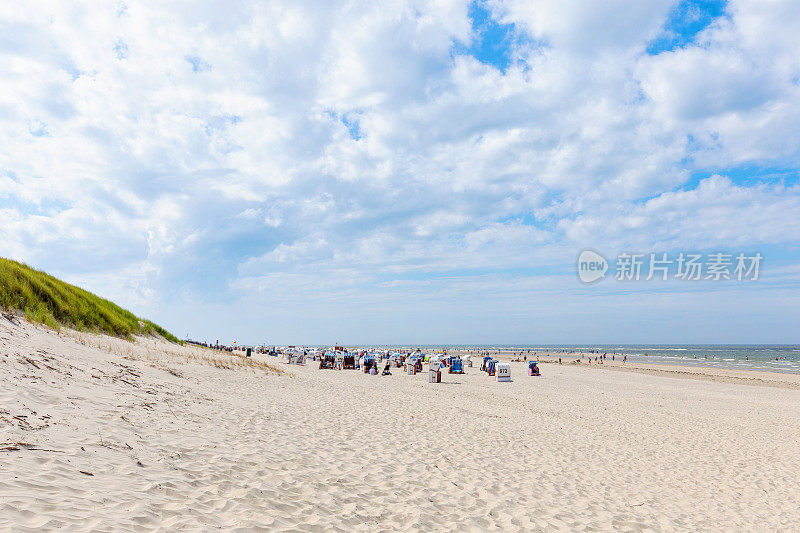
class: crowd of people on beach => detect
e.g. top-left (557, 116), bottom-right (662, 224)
top-left (576, 353), bottom-right (627, 364)
top-left (183, 339), bottom-right (792, 369)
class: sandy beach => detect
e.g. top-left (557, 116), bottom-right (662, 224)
top-left (5, 1), bottom-right (800, 531)
top-left (2, 318), bottom-right (800, 531)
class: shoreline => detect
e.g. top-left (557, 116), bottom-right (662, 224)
top-left (532, 356), bottom-right (800, 390)
top-left (345, 348), bottom-right (800, 389)
top-left (453, 350), bottom-right (800, 389)
top-left (392, 348), bottom-right (800, 388)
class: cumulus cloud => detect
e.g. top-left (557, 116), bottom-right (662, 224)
top-left (638, 0), bottom-right (800, 165)
top-left (0, 0), bottom-right (798, 341)
top-left (560, 175), bottom-right (800, 250)
top-left (492, 0), bottom-right (674, 53)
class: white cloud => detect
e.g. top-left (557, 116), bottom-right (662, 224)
top-left (560, 175), bottom-right (800, 250)
top-left (637, 0), bottom-right (800, 166)
top-left (492, 0), bottom-right (674, 53)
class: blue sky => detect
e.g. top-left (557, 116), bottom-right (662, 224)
top-left (1, 0), bottom-right (799, 344)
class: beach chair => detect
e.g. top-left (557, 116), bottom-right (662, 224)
top-left (496, 362), bottom-right (511, 382)
top-left (428, 360), bottom-right (442, 383)
top-left (448, 356), bottom-right (464, 374)
top-left (319, 353), bottom-right (336, 369)
top-left (363, 355), bottom-right (377, 374)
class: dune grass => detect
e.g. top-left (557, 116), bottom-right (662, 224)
top-left (0, 257), bottom-right (180, 343)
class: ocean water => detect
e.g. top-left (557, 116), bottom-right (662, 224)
top-left (519, 345), bottom-right (800, 374)
top-left (363, 345), bottom-right (800, 374)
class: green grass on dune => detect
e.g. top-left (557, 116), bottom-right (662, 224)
top-left (0, 257), bottom-right (180, 343)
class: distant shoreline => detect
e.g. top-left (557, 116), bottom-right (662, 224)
top-left (291, 347), bottom-right (800, 386)
top-left (312, 346), bottom-right (800, 376)
top-left (529, 356), bottom-right (800, 390)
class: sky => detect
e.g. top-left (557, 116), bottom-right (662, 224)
top-left (1, 0), bottom-right (799, 345)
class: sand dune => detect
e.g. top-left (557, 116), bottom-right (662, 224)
top-left (2, 318), bottom-right (800, 531)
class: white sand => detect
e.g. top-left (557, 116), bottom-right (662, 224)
top-left (2, 318), bottom-right (800, 531)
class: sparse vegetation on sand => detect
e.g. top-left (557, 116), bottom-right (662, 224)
top-left (0, 257), bottom-right (180, 343)
top-left (149, 345), bottom-right (285, 375)
top-left (66, 330), bottom-right (283, 376)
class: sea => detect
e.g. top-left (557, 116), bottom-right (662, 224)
top-left (361, 345), bottom-right (800, 374)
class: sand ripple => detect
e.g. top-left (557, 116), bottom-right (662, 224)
top-left (2, 320), bottom-right (800, 530)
